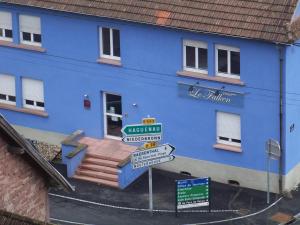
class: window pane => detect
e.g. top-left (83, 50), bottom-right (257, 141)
top-left (106, 115), bottom-right (122, 137)
top-left (102, 27), bottom-right (111, 55)
top-left (198, 48), bottom-right (208, 70)
top-left (8, 95), bottom-right (16, 102)
top-left (33, 33), bottom-right (41, 43)
top-left (0, 29), bottom-right (3, 37)
top-left (106, 94), bottom-right (122, 115)
top-left (36, 101), bottom-right (44, 107)
top-left (186, 46), bottom-right (196, 68)
top-left (218, 49), bottom-right (228, 73)
top-left (5, 29), bottom-right (12, 38)
top-left (25, 99), bottom-right (34, 105)
top-left (113, 29), bottom-right (120, 57)
top-left (231, 51), bottom-right (240, 75)
top-left (22, 32), bottom-right (31, 41)
top-left (0, 94), bottom-right (6, 100)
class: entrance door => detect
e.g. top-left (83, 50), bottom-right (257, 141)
top-left (103, 93), bottom-right (123, 139)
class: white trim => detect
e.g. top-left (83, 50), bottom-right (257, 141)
top-left (215, 44), bottom-right (240, 79)
top-left (183, 39), bottom-right (208, 74)
top-left (20, 32), bottom-right (42, 47)
top-left (99, 27), bottom-right (121, 61)
top-left (103, 92), bottom-right (122, 140)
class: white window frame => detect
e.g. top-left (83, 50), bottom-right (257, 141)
top-left (216, 111), bottom-right (241, 147)
top-left (103, 92), bottom-right (122, 140)
top-left (183, 40), bottom-right (208, 74)
top-left (215, 44), bottom-right (240, 79)
top-left (22, 77), bottom-right (45, 111)
top-left (99, 27), bottom-right (121, 61)
top-left (19, 15), bottom-right (42, 47)
top-left (0, 11), bottom-right (13, 42)
top-left (0, 74), bottom-right (16, 106)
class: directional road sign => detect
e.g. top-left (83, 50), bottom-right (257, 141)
top-left (132, 155), bottom-right (175, 169)
top-left (176, 177), bottom-right (210, 209)
top-left (121, 123), bottom-right (162, 136)
top-left (122, 135), bottom-right (162, 143)
top-left (131, 144), bottom-right (175, 164)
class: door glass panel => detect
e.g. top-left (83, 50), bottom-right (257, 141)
top-left (106, 94), bottom-right (122, 115)
top-left (106, 115), bottom-right (122, 137)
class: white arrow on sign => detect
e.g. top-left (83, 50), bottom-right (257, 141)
top-left (132, 155), bottom-right (175, 169)
top-left (131, 144), bottom-right (175, 163)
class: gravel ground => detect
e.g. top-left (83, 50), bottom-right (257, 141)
top-left (28, 139), bottom-right (61, 161)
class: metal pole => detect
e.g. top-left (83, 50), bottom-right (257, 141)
top-left (149, 166), bottom-right (153, 215)
top-left (175, 180), bottom-right (178, 217)
top-left (267, 140), bottom-right (270, 204)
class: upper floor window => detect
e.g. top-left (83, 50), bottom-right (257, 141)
top-left (216, 111), bottom-right (241, 147)
top-left (183, 40), bottom-right (208, 73)
top-left (216, 45), bottom-right (240, 79)
top-left (19, 15), bottom-right (42, 46)
top-left (100, 27), bottom-right (120, 60)
top-left (22, 78), bottom-right (45, 110)
top-left (0, 11), bottom-right (13, 42)
top-left (0, 74), bottom-right (16, 105)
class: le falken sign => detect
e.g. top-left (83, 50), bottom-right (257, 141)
top-left (178, 82), bottom-right (244, 107)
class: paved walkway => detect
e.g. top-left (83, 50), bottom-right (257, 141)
top-left (48, 168), bottom-right (300, 225)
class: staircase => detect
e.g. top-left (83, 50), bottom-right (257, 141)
top-left (73, 137), bottom-right (136, 188)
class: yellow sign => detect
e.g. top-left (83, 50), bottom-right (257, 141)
top-left (142, 118), bottom-right (156, 125)
top-left (143, 142), bottom-right (158, 149)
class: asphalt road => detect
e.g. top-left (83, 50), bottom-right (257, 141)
top-left (49, 168), bottom-right (297, 225)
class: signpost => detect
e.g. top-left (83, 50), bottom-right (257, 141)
top-left (122, 118), bottom-right (175, 215)
top-left (266, 139), bottom-right (281, 204)
top-left (175, 177), bottom-right (211, 216)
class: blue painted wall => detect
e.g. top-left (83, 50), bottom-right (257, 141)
top-left (284, 43), bottom-right (300, 174)
top-left (0, 4), bottom-right (282, 174)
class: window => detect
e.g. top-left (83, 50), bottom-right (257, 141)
top-left (216, 112), bottom-right (241, 147)
top-left (22, 78), bottom-right (44, 110)
top-left (100, 27), bottom-right (120, 60)
top-left (183, 40), bottom-right (208, 73)
top-left (19, 15), bottom-right (42, 46)
top-left (0, 74), bottom-right (16, 105)
top-left (216, 45), bottom-right (240, 79)
top-left (0, 11), bottom-right (13, 41)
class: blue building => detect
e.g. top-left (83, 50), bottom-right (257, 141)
top-left (1, 0), bottom-right (300, 193)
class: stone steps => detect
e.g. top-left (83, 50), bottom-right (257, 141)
top-left (73, 174), bottom-right (119, 188)
top-left (76, 169), bottom-right (118, 182)
top-left (79, 164), bottom-right (118, 175)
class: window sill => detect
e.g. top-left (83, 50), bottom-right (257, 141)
top-left (97, 57), bottom-right (122, 67)
top-left (213, 143), bottom-right (242, 153)
top-left (177, 70), bottom-right (245, 86)
top-left (0, 103), bottom-right (48, 117)
top-left (0, 40), bottom-right (46, 52)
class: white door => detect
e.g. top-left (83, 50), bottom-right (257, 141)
top-left (103, 93), bottom-right (123, 139)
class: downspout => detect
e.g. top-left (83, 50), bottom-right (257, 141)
top-left (278, 44), bottom-right (284, 194)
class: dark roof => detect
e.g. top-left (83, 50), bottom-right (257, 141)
top-left (0, 210), bottom-right (54, 225)
top-left (0, 114), bottom-right (74, 191)
top-left (0, 0), bottom-right (299, 43)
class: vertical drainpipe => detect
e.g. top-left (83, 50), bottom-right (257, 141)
top-left (278, 44), bottom-right (284, 194)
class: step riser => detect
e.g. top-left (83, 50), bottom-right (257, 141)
top-left (76, 170), bottom-right (118, 182)
top-left (73, 175), bottom-right (119, 188)
top-left (86, 153), bottom-right (121, 163)
top-left (83, 159), bottom-right (118, 168)
top-left (79, 165), bottom-right (118, 175)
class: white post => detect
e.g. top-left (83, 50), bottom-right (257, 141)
top-left (149, 166), bottom-right (153, 214)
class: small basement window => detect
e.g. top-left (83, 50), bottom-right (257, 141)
top-left (22, 77), bottom-right (45, 110)
top-left (19, 15), bottom-right (42, 46)
top-left (183, 40), bottom-right (208, 73)
top-left (216, 45), bottom-right (240, 79)
top-left (0, 11), bottom-right (13, 42)
top-left (0, 74), bottom-right (16, 105)
top-left (216, 111), bottom-right (241, 147)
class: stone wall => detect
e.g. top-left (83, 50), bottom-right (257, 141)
top-left (0, 136), bottom-right (49, 222)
